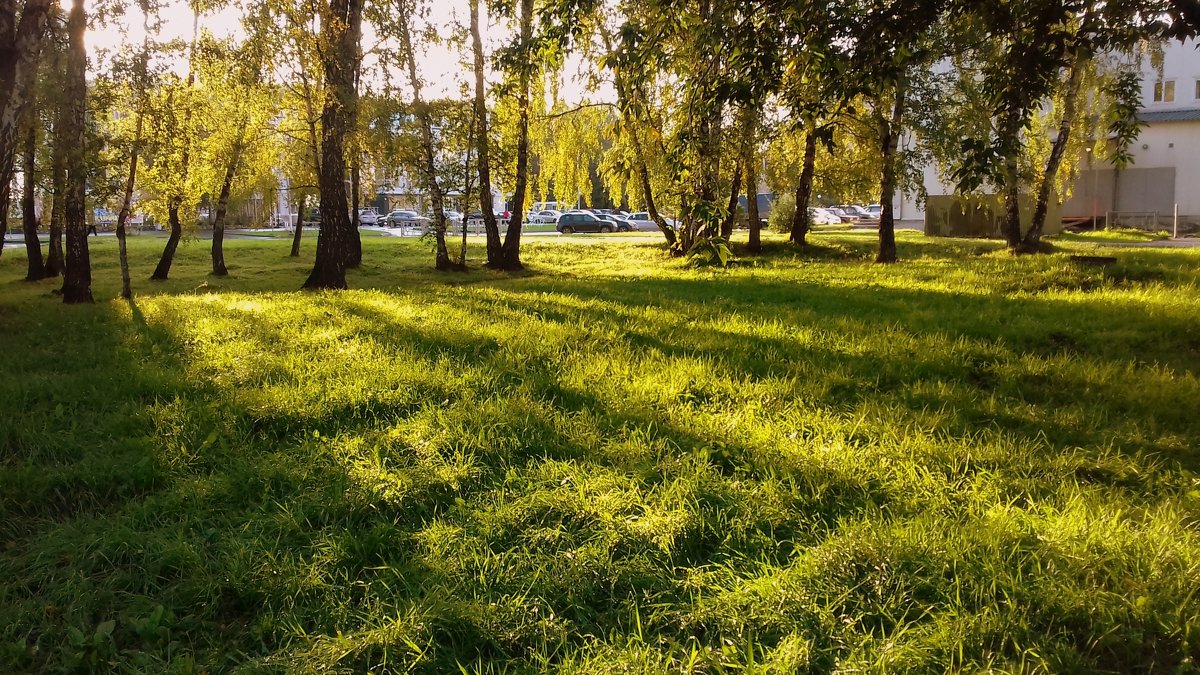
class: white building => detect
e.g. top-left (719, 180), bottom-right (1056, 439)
top-left (901, 38), bottom-right (1200, 230)
top-left (1065, 38), bottom-right (1200, 228)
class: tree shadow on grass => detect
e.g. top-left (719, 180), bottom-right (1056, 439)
top-left (3, 237), bottom-right (1200, 672)
top-left (0, 289), bottom-right (891, 669)
top-left (367, 276), bottom-right (1200, 487)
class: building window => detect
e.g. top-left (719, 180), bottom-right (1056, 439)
top-left (1195, 79), bottom-right (1200, 100)
top-left (1153, 80), bottom-right (1175, 103)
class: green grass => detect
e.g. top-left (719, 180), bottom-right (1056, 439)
top-left (2, 231), bottom-right (1199, 673)
top-left (1051, 228), bottom-right (1172, 243)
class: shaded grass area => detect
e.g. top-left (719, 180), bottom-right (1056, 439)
top-left (1, 231), bottom-right (1199, 672)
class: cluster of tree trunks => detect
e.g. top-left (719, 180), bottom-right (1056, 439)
top-left (0, 0), bottom-right (53, 261)
top-left (2, 0), bottom-right (91, 301)
top-left (469, 0), bottom-right (500, 267)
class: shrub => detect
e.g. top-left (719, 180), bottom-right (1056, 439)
top-left (769, 191), bottom-right (796, 234)
top-left (687, 237), bottom-right (736, 267)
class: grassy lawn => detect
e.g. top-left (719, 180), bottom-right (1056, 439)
top-left (1051, 228), bottom-right (1174, 243)
top-left (1, 231), bottom-right (1199, 673)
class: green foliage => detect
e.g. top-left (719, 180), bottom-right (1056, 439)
top-left (2, 233), bottom-right (1200, 671)
top-left (685, 236), bottom-right (736, 268)
top-left (767, 110), bottom-right (882, 206)
top-left (768, 191), bottom-right (796, 234)
top-left (1104, 69), bottom-right (1147, 170)
top-left (530, 103), bottom-right (613, 208)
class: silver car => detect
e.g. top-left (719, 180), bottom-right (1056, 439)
top-left (525, 210), bottom-right (562, 224)
top-left (626, 211), bottom-right (677, 232)
top-left (357, 208), bottom-right (382, 225)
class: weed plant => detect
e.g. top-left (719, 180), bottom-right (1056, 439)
top-left (1, 231), bottom-right (1198, 673)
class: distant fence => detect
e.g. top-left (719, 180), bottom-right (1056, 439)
top-left (1106, 209), bottom-right (1199, 237)
top-left (1105, 211), bottom-right (1163, 231)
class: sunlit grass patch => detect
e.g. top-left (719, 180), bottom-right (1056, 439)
top-left (1, 232), bottom-right (1198, 672)
top-left (1052, 227), bottom-right (1172, 243)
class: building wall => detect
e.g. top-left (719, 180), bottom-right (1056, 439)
top-left (1139, 38), bottom-right (1200, 113)
top-left (1061, 166), bottom-right (1180, 220)
top-left (1097, 37), bottom-right (1200, 223)
top-left (1091, 123), bottom-right (1200, 220)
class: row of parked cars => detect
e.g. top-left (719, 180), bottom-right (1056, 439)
top-left (361, 209), bottom-right (463, 228)
top-left (369, 206), bottom-right (669, 235)
top-left (537, 209), bottom-right (673, 234)
top-left (810, 204), bottom-right (881, 225)
top-left (356, 204), bottom-right (878, 232)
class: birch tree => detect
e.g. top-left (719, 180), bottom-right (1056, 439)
top-left (302, 0), bottom-right (364, 290)
top-left (0, 0), bottom-right (54, 258)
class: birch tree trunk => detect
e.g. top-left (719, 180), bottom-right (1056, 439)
top-left (742, 107), bottom-right (761, 254)
top-left (303, 0), bottom-right (363, 289)
top-left (396, 0), bottom-right (453, 270)
top-left (789, 131), bottom-right (818, 246)
top-left (597, 25), bottom-right (676, 248)
top-left (210, 145), bottom-right (241, 276)
top-left (45, 133), bottom-right (64, 276)
top-left (151, 12), bottom-right (199, 281)
top-left (1024, 54), bottom-right (1085, 250)
top-left (345, 6), bottom-right (363, 269)
top-left (61, 0), bottom-right (91, 303)
top-left (469, 0), bottom-right (501, 266)
top-left (290, 192), bottom-right (305, 257)
top-left (720, 162), bottom-right (741, 240)
top-left (996, 104), bottom-right (1026, 250)
top-left (113, 25), bottom-right (150, 298)
top-left (498, 0), bottom-right (534, 270)
top-left (21, 101), bottom-right (45, 280)
top-left (876, 79), bottom-right (907, 264)
top-left (0, 180), bottom-right (9, 257)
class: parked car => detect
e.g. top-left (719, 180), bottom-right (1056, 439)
top-left (556, 212), bottom-right (614, 234)
top-left (526, 210), bottom-right (562, 224)
top-left (356, 208), bottom-right (382, 225)
top-left (864, 204), bottom-right (882, 218)
top-left (824, 207), bottom-right (859, 223)
top-left (423, 210), bottom-right (465, 226)
top-left (626, 212), bottom-right (678, 232)
top-left (809, 207), bottom-right (843, 225)
top-left (466, 210), bottom-right (511, 224)
top-left (385, 209), bottom-right (428, 227)
top-left (736, 194), bottom-right (776, 226)
top-left (612, 215), bottom-right (637, 232)
top-left (837, 205), bottom-right (875, 220)
top-left (597, 213), bottom-right (635, 232)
